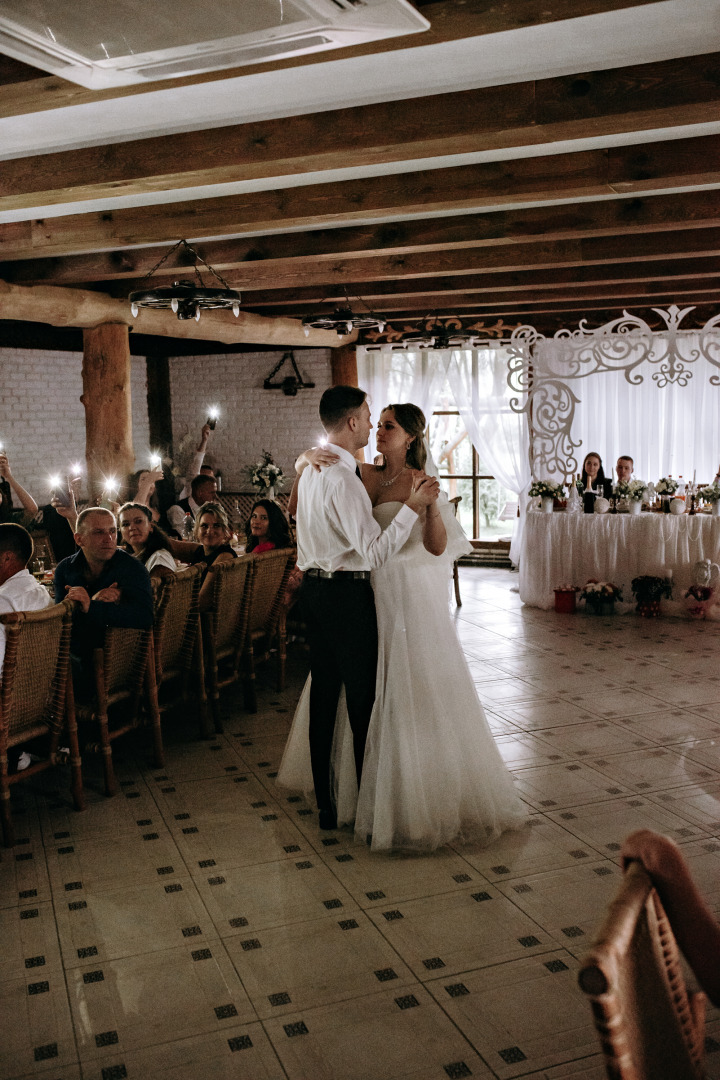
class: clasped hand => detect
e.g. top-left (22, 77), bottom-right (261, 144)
top-left (65, 582), bottom-right (120, 612)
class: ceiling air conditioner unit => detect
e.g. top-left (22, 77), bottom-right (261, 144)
top-left (0, 0), bottom-right (430, 89)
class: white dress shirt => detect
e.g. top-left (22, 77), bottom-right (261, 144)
top-left (296, 443), bottom-right (417, 572)
top-left (0, 567), bottom-right (53, 676)
top-left (167, 496), bottom-right (201, 536)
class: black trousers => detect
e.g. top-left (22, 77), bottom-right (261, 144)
top-left (300, 574), bottom-right (378, 813)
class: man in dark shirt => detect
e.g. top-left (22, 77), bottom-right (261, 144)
top-left (54, 506), bottom-right (153, 696)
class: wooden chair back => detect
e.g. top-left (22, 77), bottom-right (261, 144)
top-left (578, 861), bottom-right (706, 1080)
top-left (0, 601), bottom-right (83, 846)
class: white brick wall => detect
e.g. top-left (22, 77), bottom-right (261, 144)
top-left (0, 347), bottom-right (150, 503)
top-left (0, 346), bottom-right (333, 502)
top-left (168, 349), bottom-right (332, 490)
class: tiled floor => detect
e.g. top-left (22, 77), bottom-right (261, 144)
top-left (3, 567), bottom-right (720, 1080)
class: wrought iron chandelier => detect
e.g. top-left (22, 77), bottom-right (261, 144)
top-left (400, 315), bottom-right (480, 349)
top-left (129, 239), bottom-right (241, 322)
top-left (301, 291), bottom-right (386, 337)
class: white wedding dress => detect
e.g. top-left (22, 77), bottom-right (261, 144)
top-left (277, 498), bottom-right (526, 851)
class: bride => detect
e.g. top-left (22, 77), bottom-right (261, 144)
top-left (278, 402), bottom-right (526, 852)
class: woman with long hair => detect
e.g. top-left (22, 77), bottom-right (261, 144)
top-left (118, 501), bottom-right (176, 578)
top-left (278, 402), bottom-right (525, 852)
top-left (245, 498), bottom-right (292, 553)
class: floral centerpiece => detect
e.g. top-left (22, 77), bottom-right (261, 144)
top-left (246, 450), bottom-right (285, 496)
top-left (616, 479), bottom-right (647, 502)
top-left (529, 480), bottom-right (565, 499)
top-left (580, 580), bottom-right (622, 615)
top-left (631, 575), bottom-right (673, 617)
top-left (655, 476), bottom-right (679, 496)
top-left (699, 482), bottom-right (720, 504)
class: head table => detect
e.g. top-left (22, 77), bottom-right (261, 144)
top-left (519, 510), bottom-right (720, 610)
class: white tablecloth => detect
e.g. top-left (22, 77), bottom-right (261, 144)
top-left (519, 510), bottom-right (720, 609)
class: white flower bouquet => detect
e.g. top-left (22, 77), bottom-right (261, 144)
top-left (616, 479), bottom-right (648, 502)
top-left (655, 476), bottom-right (679, 495)
top-left (529, 480), bottom-right (565, 499)
top-left (247, 450), bottom-right (285, 493)
top-left (699, 482), bottom-right (720, 504)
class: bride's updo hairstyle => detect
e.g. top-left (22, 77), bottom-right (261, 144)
top-left (384, 403), bottom-right (427, 471)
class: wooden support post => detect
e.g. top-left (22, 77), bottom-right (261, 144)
top-left (330, 344), bottom-right (358, 387)
top-left (81, 324), bottom-right (134, 502)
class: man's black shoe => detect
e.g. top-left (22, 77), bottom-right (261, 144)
top-left (318, 808), bottom-right (337, 830)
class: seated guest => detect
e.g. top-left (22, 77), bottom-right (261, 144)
top-left (615, 455), bottom-right (634, 484)
top-left (54, 507), bottom-right (153, 697)
top-left (580, 451), bottom-right (612, 497)
top-left (0, 523), bottom-right (55, 771)
top-left (245, 499), bottom-right (292, 554)
top-left (167, 473), bottom-right (219, 537)
top-left (0, 453), bottom-right (38, 524)
top-left (118, 502), bottom-right (177, 579)
top-left (621, 829), bottom-right (720, 1008)
top-left (188, 502), bottom-right (237, 610)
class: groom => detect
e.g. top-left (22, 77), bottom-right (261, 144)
top-left (295, 385), bottom-right (438, 829)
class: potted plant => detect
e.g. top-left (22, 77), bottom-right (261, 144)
top-left (529, 480), bottom-right (565, 513)
top-left (699, 482), bottom-right (720, 517)
top-left (616, 479), bottom-right (648, 515)
top-left (631, 575), bottom-right (673, 617)
top-left (580, 580), bottom-right (622, 615)
top-left (246, 450), bottom-right (285, 498)
top-left (655, 476), bottom-right (678, 513)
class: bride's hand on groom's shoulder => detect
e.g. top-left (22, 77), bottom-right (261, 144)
top-left (296, 446), bottom-right (340, 474)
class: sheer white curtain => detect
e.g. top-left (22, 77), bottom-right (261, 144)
top-left (534, 336), bottom-right (720, 485)
top-left (446, 347), bottom-right (530, 564)
top-left (356, 348), bottom-right (451, 461)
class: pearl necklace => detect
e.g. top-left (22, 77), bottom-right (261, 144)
top-left (379, 468), bottom-right (405, 488)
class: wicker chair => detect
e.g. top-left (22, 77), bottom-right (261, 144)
top-left (578, 860), bottom-right (706, 1080)
top-left (201, 555), bottom-right (254, 732)
top-left (241, 546), bottom-right (295, 712)
top-left (0, 601), bottom-right (83, 847)
top-left (152, 565), bottom-right (212, 738)
top-left (77, 625), bottom-right (163, 797)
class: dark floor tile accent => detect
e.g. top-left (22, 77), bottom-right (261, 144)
top-left (498, 1047), bottom-right (527, 1064)
top-left (257, 761), bottom-right (271, 768)
top-left (339, 919), bottom-right (359, 930)
top-left (182, 926), bottom-right (202, 937)
top-left (142, 833), bottom-right (159, 841)
top-left (77, 946), bottom-right (98, 958)
top-left (20, 908), bottom-right (39, 920)
top-left (208, 876), bottom-right (226, 885)
top-left (383, 909), bottom-right (404, 921)
top-left (321, 837), bottom-right (340, 847)
top-left (57, 846), bottom-right (74, 854)
top-left (199, 859), bottom-right (216, 868)
top-left (287, 796), bottom-right (301, 803)
top-left (192, 948), bottom-right (212, 960)
top-left (559, 813), bottom-right (576, 820)
top-left (297, 808), bottom-right (313, 816)
top-left (65, 880), bottom-right (83, 891)
top-left (453, 873), bottom-right (472, 883)
top-left (323, 899), bottom-right (342, 909)
top-left (156, 866), bottom-right (174, 875)
top-left (518, 935), bottom-right (541, 947)
top-left (561, 926), bottom-right (584, 938)
top-left (445, 983), bottom-right (469, 997)
top-left (83, 970), bottom-right (105, 983)
top-left (33, 1043), bottom-right (58, 1061)
top-left (182, 826), bottom-right (198, 834)
top-left (269, 992), bottom-right (292, 1006)
top-left (101, 1065), bottom-right (127, 1080)
top-left (705, 1036), bottom-right (720, 1053)
top-left (125, 792), bottom-right (140, 799)
top-left (225, 765), bottom-right (239, 772)
top-left (68, 899), bottom-right (88, 911)
top-left (336, 853), bottom-right (354, 862)
top-left (705, 843), bottom-right (720, 853)
top-left (545, 959), bottom-right (569, 973)
top-left (266, 770), bottom-right (278, 778)
top-left (261, 814), bottom-right (278, 821)
top-left (366, 890), bottom-right (385, 900)
top-left (251, 801), bottom-right (267, 808)
top-left (154, 776), bottom-right (168, 782)
top-left (229, 916), bottom-right (248, 928)
top-left (395, 994), bottom-right (419, 1009)
top-left (606, 788), bottom-right (622, 795)
top-left (594, 866), bottom-right (613, 876)
top-left (295, 861), bottom-right (313, 869)
top-left (565, 764), bottom-right (581, 772)
top-left (95, 1030), bottom-right (119, 1047)
top-left (241, 939), bottom-right (262, 950)
top-left (234, 776), bottom-right (249, 782)
top-left (512, 884), bottom-right (532, 893)
top-left (25, 955), bottom-right (46, 968)
top-left (423, 957), bottom-right (446, 970)
top-left (444, 1064), bottom-right (472, 1079)
top-left (174, 813), bottom-right (191, 820)
top-left (214, 1003), bottom-right (238, 1019)
top-left (374, 968), bottom-right (398, 982)
top-left (165, 883), bottom-right (183, 893)
top-left (471, 892), bottom-right (491, 902)
top-left (676, 828), bottom-right (694, 837)
top-left (54, 831), bottom-right (70, 839)
top-left (606, 842), bottom-right (621, 852)
top-left (161, 786), bottom-right (176, 793)
top-left (490, 865), bottom-right (510, 875)
top-left (569, 850), bottom-right (589, 859)
top-left (284, 844), bottom-right (301, 853)
top-left (28, 980), bottom-right (50, 994)
top-left (539, 799), bottom-right (557, 807)
top-left (137, 819), bottom-right (152, 826)
top-left (527, 818), bottom-right (543, 826)
top-left (228, 1035), bottom-right (253, 1052)
top-left (284, 1021), bottom-right (309, 1037)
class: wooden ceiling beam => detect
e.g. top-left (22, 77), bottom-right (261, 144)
top-left (3, 133), bottom-right (720, 262)
top-left (6, 188), bottom-right (720, 287)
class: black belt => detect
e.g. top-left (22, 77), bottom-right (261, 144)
top-left (306, 568), bottom-right (371, 580)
